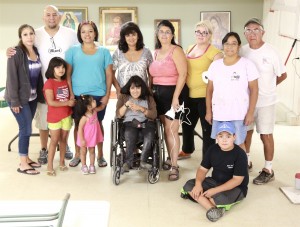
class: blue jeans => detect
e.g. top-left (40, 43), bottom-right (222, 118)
top-left (9, 100), bottom-right (37, 156)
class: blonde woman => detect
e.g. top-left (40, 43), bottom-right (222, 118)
top-left (180, 20), bottom-right (223, 160)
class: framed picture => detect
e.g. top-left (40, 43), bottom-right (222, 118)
top-left (99, 7), bottom-right (138, 50)
top-left (200, 11), bottom-right (231, 49)
top-left (58, 6), bottom-right (88, 31)
top-left (154, 19), bottom-right (181, 45)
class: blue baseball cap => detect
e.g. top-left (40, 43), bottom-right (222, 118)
top-left (217, 122), bottom-right (236, 135)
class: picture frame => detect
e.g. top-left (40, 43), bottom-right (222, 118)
top-left (154, 19), bottom-right (181, 45)
top-left (58, 6), bottom-right (88, 32)
top-left (99, 7), bottom-right (138, 51)
top-left (200, 11), bottom-right (231, 50)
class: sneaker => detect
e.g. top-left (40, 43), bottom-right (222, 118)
top-left (37, 148), bottom-right (48, 165)
top-left (178, 151), bottom-right (191, 160)
top-left (89, 165), bottom-right (96, 174)
top-left (206, 207), bottom-right (225, 222)
top-left (248, 161), bottom-right (253, 172)
top-left (81, 165), bottom-right (89, 175)
top-left (253, 169), bottom-right (275, 185)
top-left (122, 163), bottom-right (130, 173)
top-left (140, 161), bottom-right (152, 170)
top-left (65, 145), bottom-right (73, 160)
top-left (97, 157), bottom-right (107, 167)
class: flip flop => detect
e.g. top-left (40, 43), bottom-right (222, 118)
top-left (17, 168), bottom-right (40, 175)
top-left (69, 157), bottom-right (81, 167)
top-left (28, 161), bottom-right (41, 168)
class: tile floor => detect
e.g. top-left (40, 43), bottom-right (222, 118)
top-left (0, 100), bottom-right (300, 227)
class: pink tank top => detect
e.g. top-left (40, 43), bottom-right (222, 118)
top-left (149, 46), bottom-right (178, 85)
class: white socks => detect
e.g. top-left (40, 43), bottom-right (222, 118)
top-left (264, 161), bottom-right (273, 173)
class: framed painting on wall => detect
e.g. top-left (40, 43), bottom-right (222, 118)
top-left (154, 19), bottom-right (181, 45)
top-left (58, 6), bottom-right (88, 31)
top-left (200, 11), bottom-right (231, 49)
top-left (99, 7), bottom-right (138, 51)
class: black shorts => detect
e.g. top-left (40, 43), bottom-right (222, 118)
top-left (183, 177), bottom-right (245, 206)
top-left (152, 84), bottom-right (188, 119)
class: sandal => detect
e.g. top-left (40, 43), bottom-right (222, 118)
top-left (97, 157), bottom-right (107, 167)
top-left (28, 161), bottom-right (41, 168)
top-left (168, 166), bottom-right (179, 181)
top-left (69, 157), bottom-right (81, 167)
top-left (59, 165), bottom-right (68, 171)
top-left (47, 170), bottom-right (56, 176)
top-left (162, 157), bottom-right (172, 170)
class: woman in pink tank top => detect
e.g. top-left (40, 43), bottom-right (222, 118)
top-left (149, 20), bottom-right (188, 181)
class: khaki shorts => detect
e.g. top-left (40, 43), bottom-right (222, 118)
top-left (34, 103), bottom-right (48, 130)
top-left (247, 104), bottom-right (275, 134)
top-left (48, 116), bottom-right (73, 131)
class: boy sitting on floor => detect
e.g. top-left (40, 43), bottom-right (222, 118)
top-left (181, 121), bottom-right (249, 222)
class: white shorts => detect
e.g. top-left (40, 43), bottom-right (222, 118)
top-left (247, 105), bottom-right (275, 134)
top-left (34, 102), bottom-right (48, 130)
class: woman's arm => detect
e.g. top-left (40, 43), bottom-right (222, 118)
top-left (205, 80), bottom-right (214, 125)
top-left (172, 46), bottom-right (187, 109)
top-left (98, 64), bottom-right (113, 110)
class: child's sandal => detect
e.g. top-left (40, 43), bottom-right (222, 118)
top-left (59, 165), bottom-right (68, 171)
top-left (168, 166), bottom-right (179, 181)
top-left (47, 170), bottom-right (56, 176)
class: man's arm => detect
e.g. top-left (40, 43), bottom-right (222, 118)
top-left (277, 72), bottom-right (287, 85)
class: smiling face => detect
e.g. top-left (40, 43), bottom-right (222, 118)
top-left (80, 24), bottom-right (96, 44)
top-left (223, 35), bottom-right (240, 57)
top-left (157, 25), bottom-right (173, 45)
top-left (195, 25), bottom-right (211, 45)
top-left (129, 84), bottom-right (142, 99)
top-left (125, 32), bottom-right (138, 47)
top-left (43, 5), bottom-right (61, 29)
top-left (20, 27), bottom-right (35, 48)
top-left (216, 131), bottom-right (236, 151)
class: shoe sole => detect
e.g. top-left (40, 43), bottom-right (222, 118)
top-left (178, 155), bottom-right (191, 160)
top-left (253, 176), bottom-right (275, 185)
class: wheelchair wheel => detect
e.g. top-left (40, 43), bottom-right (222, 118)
top-left (110, 120), bottom-right (117, 167)
top-left (113, 167), bottom-right (121, 185)
top-left (148, 169), bottom-right (160, 184)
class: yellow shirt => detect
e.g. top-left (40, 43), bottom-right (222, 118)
top-left (186, 44), bottom-right (221, 98)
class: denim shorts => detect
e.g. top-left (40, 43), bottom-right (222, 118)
top-left (211, 120), bottom-right (247, 145)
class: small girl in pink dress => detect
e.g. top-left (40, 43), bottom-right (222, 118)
top-left (74, 95), bottom-right (103, 175)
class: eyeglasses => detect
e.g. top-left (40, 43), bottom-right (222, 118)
top-left (195, 30), bottom-right (209, 36)
top-left (158, 30), bottom-right (172, 36)
top-left (244, 28), bottom-right (263, 35)
top-left (223, 43), bottom-right (239, 47)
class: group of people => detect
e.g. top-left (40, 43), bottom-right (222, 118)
top-left (5, 4), bottom-right (287, 222)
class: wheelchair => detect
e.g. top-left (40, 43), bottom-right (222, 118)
top-left (110, 118), bottom-right (166, 185)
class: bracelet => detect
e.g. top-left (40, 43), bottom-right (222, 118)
top-left (125, 104), bottom-right (129, 108)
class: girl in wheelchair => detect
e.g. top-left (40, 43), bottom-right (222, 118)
top-left (116, 76), bottom-right (157, 172)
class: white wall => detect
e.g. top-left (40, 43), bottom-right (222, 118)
top-left (263, 0), bottom-right (300, 124)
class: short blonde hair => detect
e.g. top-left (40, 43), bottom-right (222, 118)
top-left (194, 20), bottom-right (213, 42)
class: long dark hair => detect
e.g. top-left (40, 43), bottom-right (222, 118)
top-left (73, 95), bottom-right (94, 127)
top-left (18, 24), bottom-right (36, 55)
top-left (154, 20), bottom-right (180, 49)
top-left (118, 22), bottom-right (144, 53)
top-left (45, 57), bottom-right (67, 79)
top-left (121, 76), bottom-right (150, 100)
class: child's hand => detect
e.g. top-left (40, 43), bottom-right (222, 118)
top-left (68, 99), bottom-right (76, 107)
top-left (81, 139), bottom-right (86, 147)
top-left (202, 188), bottom-right (217, 198)
top-left (191, 185), bottom-right (203, 200)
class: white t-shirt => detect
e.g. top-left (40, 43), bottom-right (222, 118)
top-left (240, 43), bottom-right (286, 107)
top-left (207, 57), bottom-right (259, 121)
top-left (35, 26), bottom-right (78, 81)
